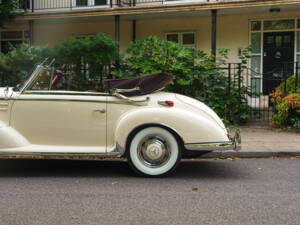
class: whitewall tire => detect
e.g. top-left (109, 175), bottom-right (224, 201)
top-left (127, 127), bottom-right (181, 176)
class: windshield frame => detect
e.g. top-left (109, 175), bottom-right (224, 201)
top-left (19, 64), bottom-right (49, 94)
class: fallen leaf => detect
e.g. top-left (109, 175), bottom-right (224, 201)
top-left (258, 168), bottom-right (262, 170)
top-left (227, 158), bottom-right (233, 161)
top-left (112, 182), bottom-right (118, 185)
top-left (75, 180), bottom-right (79, 184)
top-left (192, 187), bottom-right (198, 191)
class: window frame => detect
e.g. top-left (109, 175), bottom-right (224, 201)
top-left (165, 31), bottom-right (196, 48)
top-left (71, 0), bottom-right (110, 9)
top-left (0, 30), bottom-right (29, 54)
top-left (163, 0), bottom-right (207, 5)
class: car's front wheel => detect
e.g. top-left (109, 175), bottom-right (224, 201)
top-left (127, 127), bottom-right (181, 177)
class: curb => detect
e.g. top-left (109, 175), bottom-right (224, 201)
top-left (199, 150), bottom-right (300, 159)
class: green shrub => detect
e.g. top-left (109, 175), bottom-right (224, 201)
top-left (0, 32), bottom-right (118, 91)
top-left (53, 32), bottom-right (119, 91)
top-left (0, 42), bottom-right (52, 86)
top-left (114, 35), bottom-right (251, 125)
top-left (270, 76), bottom-right (300, 130)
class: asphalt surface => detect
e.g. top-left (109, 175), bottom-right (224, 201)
top-left (0, 158), bottom-right (299, 225)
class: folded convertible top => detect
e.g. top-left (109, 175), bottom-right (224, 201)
top-left (104, 72), bottom-right (173, 97)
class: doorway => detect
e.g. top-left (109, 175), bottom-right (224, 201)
top-left (263, 32), bottom-right (294, 95)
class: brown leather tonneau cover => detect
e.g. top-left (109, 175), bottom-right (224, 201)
top-left (104, 72), bottom-right (173, 97)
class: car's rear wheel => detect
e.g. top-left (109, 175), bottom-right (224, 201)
top-left (127, 127), bottom-right (181, 177)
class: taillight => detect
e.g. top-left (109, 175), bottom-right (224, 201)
top-left (158, 100), bottom-right (174, 107)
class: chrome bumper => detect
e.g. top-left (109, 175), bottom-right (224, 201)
top-left (184, 129), bottom-right (241, 152)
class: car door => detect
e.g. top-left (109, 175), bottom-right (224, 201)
top-left (10, 92), bottom-right (107, 152)
top-left (9, 66), bottom-right (107, 153)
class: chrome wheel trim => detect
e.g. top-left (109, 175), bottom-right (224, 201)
top-left (137, 135), bottom-right (171, 168)
top-left (129, 127), bottom-right (180, 176)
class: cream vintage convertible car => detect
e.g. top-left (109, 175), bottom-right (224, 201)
top-left (0, 60), bottom-right (241, 176)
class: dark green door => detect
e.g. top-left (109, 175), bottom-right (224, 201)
top-left (263, 32), bottom-right (294, 94)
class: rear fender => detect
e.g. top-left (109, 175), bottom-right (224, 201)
top-left (114, 108), bottom-right (228, 153)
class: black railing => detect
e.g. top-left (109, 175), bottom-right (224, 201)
top-left (220, 62), bottom-right (300, 125)
top-left (218, 63), bottom-right (244, 124)
top-left (17, 0), bottom-right (113, 11)
top-left (17, 0), bottom-right (181, 11)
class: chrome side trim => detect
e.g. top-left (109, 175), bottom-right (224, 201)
top-left (113, 92), bottom-right (150, 103)
top-left (15, 98), bottom-right (107, 103)
top-left (23, 91), bottom-right (109, 96)
top-left (113, 87), bottom-right (140, 94)
top-left (0, 151), bottom-right (122, 160)
top-left (185, 142), bottom-right (239, 151)
top-left (8, 98), bottom-right (145, 106)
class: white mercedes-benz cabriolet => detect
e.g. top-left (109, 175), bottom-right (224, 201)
top-left (0, 60), bottom-right (240, 176)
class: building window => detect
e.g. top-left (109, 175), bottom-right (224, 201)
top-left (16, 0), bottom-right (31, 10)
top-left (166, 33), bottom-right (179, 43)
top-left (164, 0), bottom-right (207, 4)
top-left (166, 32), bottom-right (196, 48)
top-left (72, 0), bottom-right (108, 7)
top-left (264, 19), bottom-right (295, 31)
top-left (0, 30), bottom-right (29, 54)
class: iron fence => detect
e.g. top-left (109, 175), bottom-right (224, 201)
top-left (220, 61), bottom-right (300, 125)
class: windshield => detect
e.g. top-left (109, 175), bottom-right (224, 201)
top-left (13, 64), bottom-right (41, 92)
top-left (19, 64), bottom-right (106, 94)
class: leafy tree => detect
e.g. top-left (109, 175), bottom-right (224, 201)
top-left (0, 0), bottom-right (24, 28)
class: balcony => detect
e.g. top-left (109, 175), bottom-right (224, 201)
top-left (17, 0), bottom-right (251, 12)
top-left (17, 0), bottom-right (112, 12)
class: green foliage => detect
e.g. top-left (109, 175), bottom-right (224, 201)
top-left (114, 35), bottom-right (251, 124)
top-left (270, 76), bottom-right (300, 130)
top-left (271, 91), bottom-right (300, 130)
top-left (0, 0), bottom-right (24, 28)
top-left (53, 33), bottom-right (119, 91)
top-left (0, 42), bottom-right (52, 86)
top-left (114, 35), bottom-right (200, 94)
top-left (0, 33), bottom-right (118, 91)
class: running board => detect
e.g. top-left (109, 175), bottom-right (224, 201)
top-left (0, 151), bottom-right (122, 161)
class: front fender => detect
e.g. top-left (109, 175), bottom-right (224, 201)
top-left (0, 126), bottom-right (30, 149)
top-left (114, 107), bottom-right (229, 151)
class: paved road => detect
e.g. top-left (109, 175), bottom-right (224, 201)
top-left (0, 158), bottom-right (299, 225)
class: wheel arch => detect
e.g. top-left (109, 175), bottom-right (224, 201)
top-left (124, 123), bottom-right (184, 156)
top-left (113, 107), bottom-right (228, 156)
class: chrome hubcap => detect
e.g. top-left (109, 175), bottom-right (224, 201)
top-left (137, 135), bottom-right (171, 168)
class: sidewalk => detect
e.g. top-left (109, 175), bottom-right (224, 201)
top-left (203, 126), bottom-right (300, 158)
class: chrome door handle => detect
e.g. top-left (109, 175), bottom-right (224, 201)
top-left (94, 109), bottom-right (106, 113)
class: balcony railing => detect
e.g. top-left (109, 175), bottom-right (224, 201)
top-left (17, 0), bottom-right (112, 12)
top-left (17, 0), bottom-right (223, 11)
